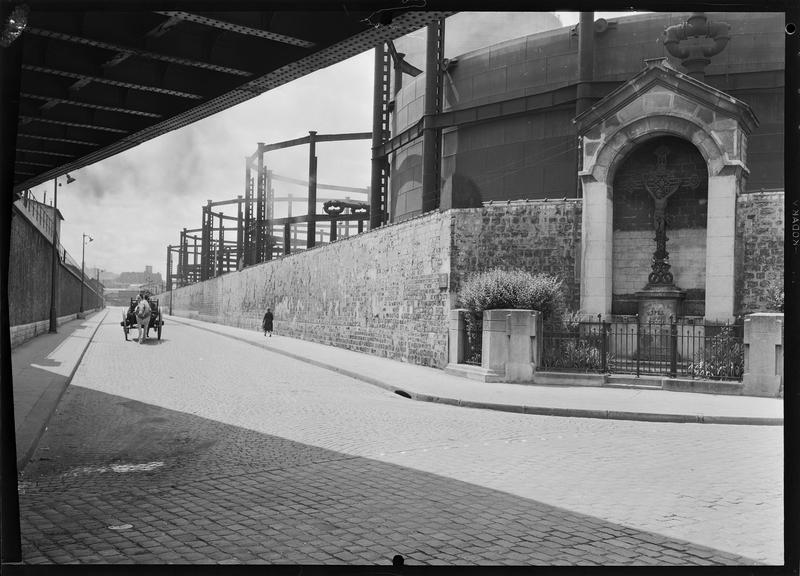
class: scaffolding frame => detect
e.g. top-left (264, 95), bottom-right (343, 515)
top-left (168, 132), bottom-right (372, 287)
top-left (168, 19), bottom-right (448, 289)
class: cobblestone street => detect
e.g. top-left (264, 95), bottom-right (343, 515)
top-left (17, 310), bottom-right (783, 565)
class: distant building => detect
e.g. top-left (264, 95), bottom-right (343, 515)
top-left (117, 266), bottom-right (163, 286)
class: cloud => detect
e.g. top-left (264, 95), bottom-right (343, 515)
top-left (44, 50), bottom-right (374, 280)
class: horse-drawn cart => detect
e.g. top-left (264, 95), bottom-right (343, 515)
top-left (121, 294), bottom-right (163, 341)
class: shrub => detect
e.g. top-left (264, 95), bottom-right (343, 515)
top-left (458, 269), bottom-right (566, 364)
top-left (765, 275), bottom-right (784, 313)
top-left (687, 325), bottom-right (744, 380)
top-left (458, 268), bottom-right (566, 319)
top-left (554, 309), bottom-right (592, 330)
top-left (542, 339), bottom-right (609, 372)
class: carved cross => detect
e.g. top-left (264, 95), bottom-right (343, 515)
top-left (643, 145), bottom-right (682, 286)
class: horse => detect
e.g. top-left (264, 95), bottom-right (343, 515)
top-left (134, 297), bottom-right (152, 344)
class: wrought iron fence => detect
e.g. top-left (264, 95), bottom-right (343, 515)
top-left (541, 318), bottom-right (611, 373)
top-left (542, 315), bottom-right (745, 380)
top-left (462, 311), bottom-right (482, 366)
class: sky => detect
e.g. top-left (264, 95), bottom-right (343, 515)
top-left (24, 11), bottom-right (636, 282)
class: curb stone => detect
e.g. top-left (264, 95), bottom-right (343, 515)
top-left (168, 316), bottom-right (782, 427)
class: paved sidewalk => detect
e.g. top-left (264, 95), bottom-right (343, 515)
top-left (169, 315), bottom-right (782, 426)
top-left (10, 309), bottom-right (783, 473)
top-left (11, 309), bottom-right (108, 471)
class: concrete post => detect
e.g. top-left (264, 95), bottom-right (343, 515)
top-left (742, 313), bottom-right (783, 397)
top-left (505, 310), bottom-right (542, 381)
top-left (482, 309), bottom-right (540, 382)
top-left (482, 309), bottom-right (508, 376)
top-left (448, 309), bottom-right (467, 365)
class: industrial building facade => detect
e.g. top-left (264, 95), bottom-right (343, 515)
top-left (165, 12), bottom-right (784, 368)
top-left (384, 11), bottom-right (783, 322)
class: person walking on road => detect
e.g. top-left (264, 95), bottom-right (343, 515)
top-left (262, 308), bottom-right (274, 337)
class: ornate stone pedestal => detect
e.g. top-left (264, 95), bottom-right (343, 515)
top-left (636, 285), bottom-right (685, 362)
top-left (636, 285), bottom-right (685, 323)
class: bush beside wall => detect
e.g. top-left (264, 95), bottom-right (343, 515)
top-left (450, 201), bottom-right (581, 311)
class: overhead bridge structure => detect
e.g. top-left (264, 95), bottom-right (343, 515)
top-left (0, 1), bottom-right (450, 564)
top-left (3, 2), bottom-right (448, 194)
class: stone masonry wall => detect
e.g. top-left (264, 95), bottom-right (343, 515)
top-left (449, 201), bottom-right (582, 312)
top-left (168, 211), bottom-right (452, 367)
top-left (10, 202), bottom-right (104, 347)
top-left (737, 191), bottom-right (784, 314)
top-left (164, 193), bottom-right (780, 368)
top-left (10, 204), bottom-right (53, 326)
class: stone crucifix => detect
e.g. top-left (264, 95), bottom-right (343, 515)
top-left (643, 145), bottom-right (681, 286)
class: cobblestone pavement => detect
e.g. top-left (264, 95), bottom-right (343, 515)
top-left (17, 309), bottom-right (783, 565)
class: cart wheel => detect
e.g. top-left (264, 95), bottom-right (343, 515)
top-left (157, 319), bottom-right (162, 340)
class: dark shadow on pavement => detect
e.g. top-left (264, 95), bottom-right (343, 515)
top-left (17, 385), bottom-right (761, 567)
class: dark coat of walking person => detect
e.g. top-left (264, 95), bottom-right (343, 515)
top-left (262, 308), bottom-right (274, 337)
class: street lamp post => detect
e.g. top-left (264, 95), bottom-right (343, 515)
top-left (97, 269), bottom-right (105, 308)
top-left (79, 233), bottom-right (93, 317)
top-left (48, 174), bottom-right (75, 333)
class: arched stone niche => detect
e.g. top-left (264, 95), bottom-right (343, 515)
top-left (612, 135), bottom-right (708, 316)
top-left (573, 59), bottom-right (758, 321)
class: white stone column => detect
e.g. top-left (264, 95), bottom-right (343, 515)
top-left (704, 171), bottom-right (738, 321)
top-left (580, 180), bottom-right (613, 316)
top-left (448, 308), bottom-right (466, 364)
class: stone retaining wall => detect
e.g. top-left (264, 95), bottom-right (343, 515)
top-left (10, 202), bottom-right (104, 347)
top-left (167, 203), bottom-right (582, 367)
top-left (169, 211), bottom-right (452, 367)
top-left (736, 191), bottom-right (784, 314)
top-left (449, 201), bottom-right (581, 311)
top-left (165, 194), bottom-right (781, 367)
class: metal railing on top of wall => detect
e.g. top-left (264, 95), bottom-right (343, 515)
top-left (14, 198), bottom-right (104, 300)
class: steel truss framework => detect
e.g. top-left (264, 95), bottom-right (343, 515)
top-left (165, 18), bottom-right (450, 291)
top-left (166, 131), bottom-right (372, 289)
